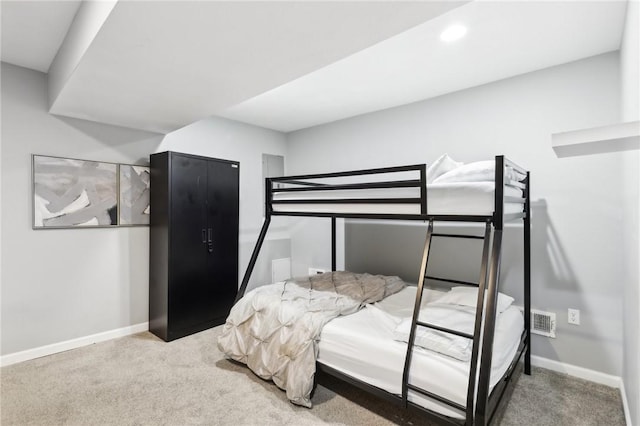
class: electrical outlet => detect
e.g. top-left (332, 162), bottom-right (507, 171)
top-left (308, 267), bottom-right (326, 275)
top-left (568, 308), bottom-right (580, 325)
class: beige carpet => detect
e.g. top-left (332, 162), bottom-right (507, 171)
top-left (1, 327), bottom-right (626, 426)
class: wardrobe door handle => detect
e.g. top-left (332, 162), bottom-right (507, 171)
top-left (207, 228), bottom-right (214, 253)
top-left (202, 229), bottom-right (207, 244)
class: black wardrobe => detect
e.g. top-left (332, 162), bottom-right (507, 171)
top-left (149, 151), bottom-right (239, 342)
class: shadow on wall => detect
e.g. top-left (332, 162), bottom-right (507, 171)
top-left (533, 199), bottom-right (577, 291)
top-left (518, 200), bottom-right (620, 374)
top-left (128, 226), bottom-right (150, 326)
top-left (502, 198), bottom-right (579, 301)
top-left (346, 202), bottom-right (621, 374)
top-left (49, 115), bottom-right (164, 327)
top-left (346, 219), bottom-right (535, 295)
top-left (55, 115), bottom-right (164, 164)
top-left (345, 201), bottom-right (579, 302)
top-left (476, 199), bottom-right (578, 304)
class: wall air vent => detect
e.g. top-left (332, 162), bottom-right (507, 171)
top-left (531, 309), bottom-right (556, 338)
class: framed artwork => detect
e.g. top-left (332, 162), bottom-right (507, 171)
top-left (32, 155), bottom-right (118, 229)
top-left (119, 164), bottom-right (150, 226)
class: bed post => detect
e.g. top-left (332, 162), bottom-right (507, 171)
top-left (419, 164), bottom-right (427, 215)
top-left (331, 217), bottom-right (337, 271)
top-left (235, 178), bottom-right (273, 303)
top-left (524, 172), bottom-right (531, 375)
top-left (494, 156), bottom-right (504, 231)
top-left (473, 156), bottom-right (506, 425)
top-left (474, 229), bottom-right (503, 426)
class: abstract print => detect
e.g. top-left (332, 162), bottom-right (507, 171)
top-left (119, 165), bottom-right (150, 225)
top-left (33, 155), bottom-right (118, 228)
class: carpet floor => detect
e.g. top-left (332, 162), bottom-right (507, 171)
top-left (1, 327), bottom-right (626, 425)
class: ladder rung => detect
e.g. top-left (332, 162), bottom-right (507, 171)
top-left (406, 384), bottom-right (466, 412)
top-left (504, 196), bottom-right (526, 204)
top-left (424, 275), bottom-right (478, 287)
top-left (431, 233), bottom-right (484, 240)
top-left (415, 321), bottom-right (474, 340)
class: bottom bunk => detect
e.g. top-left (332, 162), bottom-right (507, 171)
top-left (317, 286), bottom-right (524, 421)
top-left (218, 273), bottom-right (526, 424)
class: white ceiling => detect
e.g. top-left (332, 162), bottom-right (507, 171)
top-left (0, 1), bottom-right (629, 134)
top-left (222, 0), bottom-right (629, 132)
top-left (41, 1), bottom-right (467, 133)
top-left (1, 1), bottom-right (81, 73)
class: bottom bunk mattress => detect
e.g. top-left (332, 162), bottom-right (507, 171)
top-left (317, 286), bottom-right (524, 419)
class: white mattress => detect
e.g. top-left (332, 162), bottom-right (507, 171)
top-left (273, 182), bottom-right (523, 216)
top-left (317, 286), bottom-right (524, 419)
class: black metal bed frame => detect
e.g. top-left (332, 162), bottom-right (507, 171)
top-left (235, 155), bottom-right (531, 426)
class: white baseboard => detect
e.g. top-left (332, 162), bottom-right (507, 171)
top-left (531, 356), bottom-right (631, 425)
top-left (531, 355), bottom-right (622, 388)
top-left (619, 381), bottom-right (632, 426)
top-left (0, 322), bottom-right (149, 367)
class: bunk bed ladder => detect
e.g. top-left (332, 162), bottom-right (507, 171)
top-left (401, 219), bottom-right (435, 407)
top-left (402, 220), bottom-right (493, 423)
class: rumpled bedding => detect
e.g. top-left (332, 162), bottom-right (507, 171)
top-left (217, 271), bottom-right (405, 407)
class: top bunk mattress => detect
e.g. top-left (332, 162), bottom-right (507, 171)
top-left (273, 182), bottom-right (523, 216)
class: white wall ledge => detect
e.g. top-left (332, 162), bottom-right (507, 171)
top-left (552, 121), bottom-right (640, 157)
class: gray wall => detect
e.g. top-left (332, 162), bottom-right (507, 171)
top-left (286, 52), bottom-right (632, 377)
top-left (157, 116), bottom-right (290, 290)
top-left (1, 62), bottom-right (163, 355)
top-left (1, 64), bottom-right (290, 358)
top-left (621, 0), bottom-right (640, 423)
top-left (345, 221), bottom-right (510, 288)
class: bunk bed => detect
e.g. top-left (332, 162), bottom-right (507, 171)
top-left (219, 155), bottom-right (531, 426)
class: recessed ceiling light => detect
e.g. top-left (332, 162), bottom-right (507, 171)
top-left (440, 24), bottom-right (467, 42)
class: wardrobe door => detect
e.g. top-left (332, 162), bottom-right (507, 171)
top-left (206, 159), bottom-right (239, 320)
top-left (169, 154), bottom-right (210, 334)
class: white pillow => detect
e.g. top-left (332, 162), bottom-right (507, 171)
top-left (437, 286), bottom-right (514, 313)
top-left (433, 161), bottom-right (525, 184)
top-left (426, 154), bottom-right (463, 184)
top-left (393, 304), bottom-right (474, 361)
top-left (508, 166), bottom-right (527, 182)
top-left (432, 160), bottom-right (494, 183)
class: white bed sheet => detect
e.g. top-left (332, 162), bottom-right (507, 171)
top-left (317, 286), bottom-right (524, 419)
top-left (273, 182), bottom-right (523, 216)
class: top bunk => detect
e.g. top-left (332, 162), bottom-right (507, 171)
top-left (267, 155), bottom-right (529, 227)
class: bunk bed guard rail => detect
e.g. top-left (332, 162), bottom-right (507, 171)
top-left (269, 163), bottom-right (428, 220)
top-left (494, 156), bottom-right (528, 229)
top-left (235, 164), bottom-right (429, 303)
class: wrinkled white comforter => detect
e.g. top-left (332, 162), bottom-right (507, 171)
top-left (217, 271), bottom-right (405, 407)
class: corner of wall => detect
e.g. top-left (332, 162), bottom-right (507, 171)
top-left (48, 0), bottom-right (117, 111)
top-left (618, 3), bottom-right (640, 422)
top-left (621, 0), bottom-right (640, 122)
